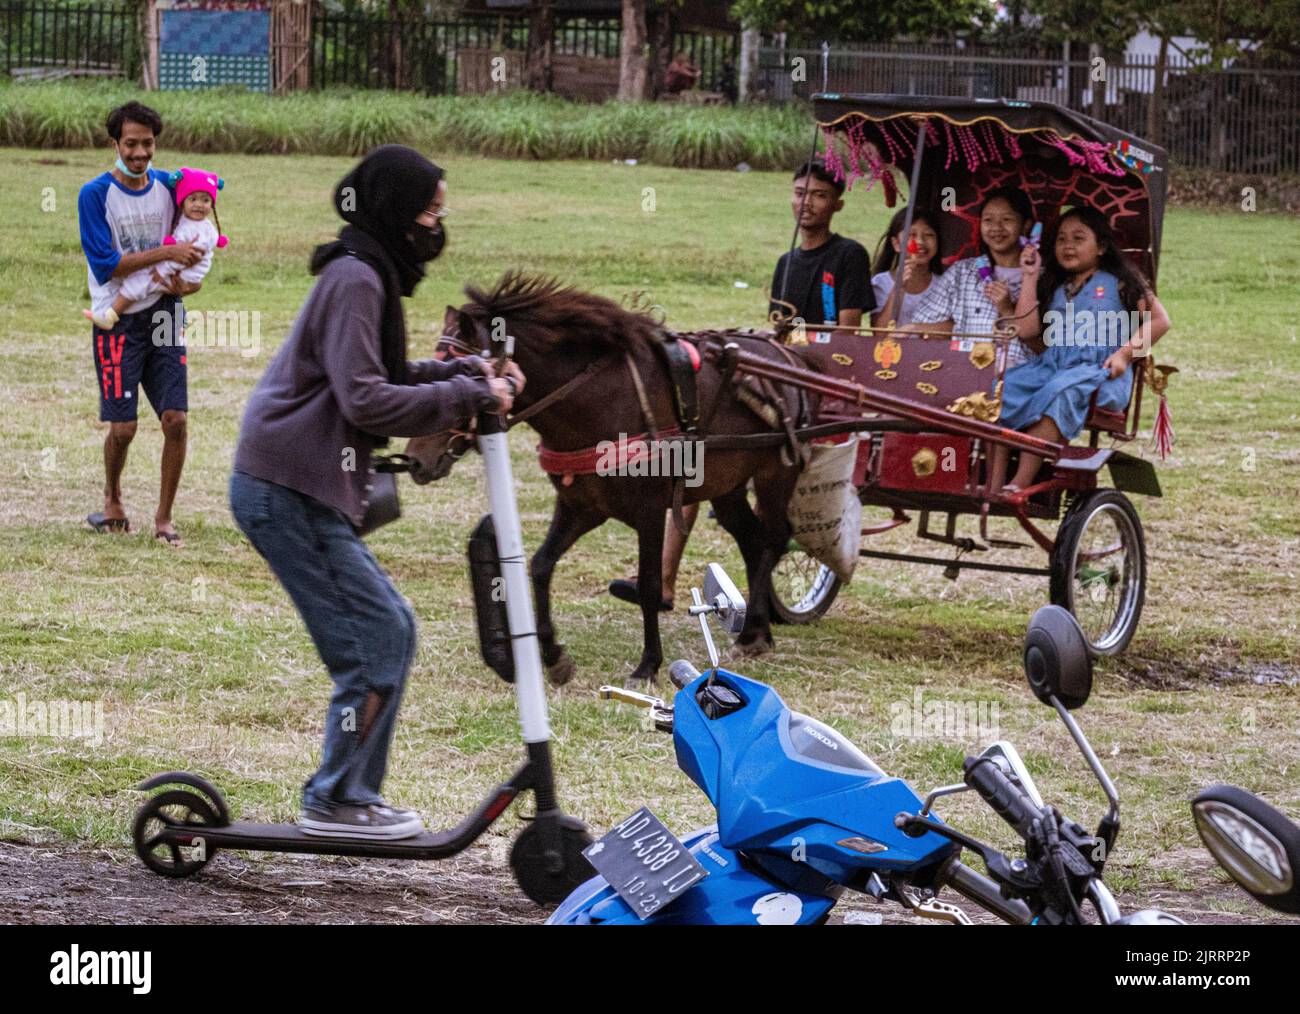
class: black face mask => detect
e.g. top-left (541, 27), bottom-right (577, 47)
top-left (409, 221), bottom-right (445, 263)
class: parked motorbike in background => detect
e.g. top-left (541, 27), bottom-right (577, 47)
top-left (550, 564), bottom-right (1182, 925)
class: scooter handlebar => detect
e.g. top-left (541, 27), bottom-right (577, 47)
top-left (669, 659), bottom-right (700, 690)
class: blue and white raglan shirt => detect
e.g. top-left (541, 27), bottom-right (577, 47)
top-left (78, 169), bottom-right (174, 318)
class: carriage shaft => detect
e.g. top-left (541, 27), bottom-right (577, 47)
top-left (711, 346), bottom-right (1064, 459)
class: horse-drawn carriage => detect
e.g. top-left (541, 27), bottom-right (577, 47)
top-left (763, 93), bottom-right (1174, 657)
top-left (408, 91), bottom-right (1174, 684)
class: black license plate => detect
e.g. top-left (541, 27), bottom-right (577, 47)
top-left (583, 807), bottom-right (708, 919)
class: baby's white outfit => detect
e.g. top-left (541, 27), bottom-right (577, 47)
top-left (115, 216), bottom-right (219, 305)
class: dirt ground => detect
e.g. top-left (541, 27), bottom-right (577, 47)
top-left (3, 837), bottom-right (1291, 926)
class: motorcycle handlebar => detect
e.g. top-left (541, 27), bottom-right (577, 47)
top-left (941, 859), bottom-right (1033, 925)
top-left (963, 754), bottom-right (1041, 841)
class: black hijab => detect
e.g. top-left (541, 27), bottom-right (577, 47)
top-left (309, 145), bottom-right (443, 388)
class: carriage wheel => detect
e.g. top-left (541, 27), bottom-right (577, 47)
top-left (770, 544), bottom-right (842, 624)
top-left (1050, 489), bottom-right (1146, 656)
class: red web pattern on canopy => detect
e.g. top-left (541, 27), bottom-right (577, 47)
top-left (820, 113), bottom-right (1156, 281)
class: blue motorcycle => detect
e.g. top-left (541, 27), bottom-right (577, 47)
top-left (550, 564), bottom-right (1180, 926)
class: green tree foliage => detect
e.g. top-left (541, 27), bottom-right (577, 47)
top-left (728, 0), bottom-right (996, 41)
top-left (1025, 0), bottom-right (1300, 61)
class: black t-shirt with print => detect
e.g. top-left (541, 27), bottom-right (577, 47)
top-left (768, 233), bottom-right (875, 326)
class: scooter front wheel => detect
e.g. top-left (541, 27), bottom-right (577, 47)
top-left (510, 817), bottom-right (595, 906)
top-left (134, 789), bottom-right (221, 878)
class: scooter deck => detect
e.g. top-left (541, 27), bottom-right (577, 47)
top-left (169, 820), bottom-right (473, 859)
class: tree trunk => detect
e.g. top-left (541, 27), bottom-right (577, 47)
top-left (385, 0), bottom-right (404, 90)
top-left (1147, 33), bottom-right (1168, 148)
top-left (618, 0), bottom-right (648, 102)
top-left (140, 0), bottom-right (157, 89)
top-left (738, 27), bottom-right (760, 102)
top-left (525, 0), bottom-right (554, 93)
top-left (1089, 42), bottom-right (1104, 119)
top-left (646, 6), bottom-right (672, 98)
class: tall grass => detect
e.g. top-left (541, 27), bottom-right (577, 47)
top-left (0, 80), bottom-right (812, 169)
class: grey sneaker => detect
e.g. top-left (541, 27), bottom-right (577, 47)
top-left (298, 801), bottom-right (425, 840)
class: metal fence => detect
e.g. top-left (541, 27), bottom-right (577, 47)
top-left (7, 4), bottom-right (1295, 174)
top-left (2, 3), bottom-right (737, 96)
top-left (757, 42), bottom-right (1300, 175)
top-left (311, 12), bottom-right (737, 96)
top-left (672, 25), bottom-right (738, 98)
top-left (311, 13), bottom-right (528, 93)
top-left (2, 0), bottom-right (137, 80)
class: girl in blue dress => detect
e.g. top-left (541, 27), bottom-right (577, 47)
top-left (989, 205), bottom-right (1170, 493)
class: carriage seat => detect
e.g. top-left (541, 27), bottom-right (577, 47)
top-left (1085, 405), bottom-right (1128, 434)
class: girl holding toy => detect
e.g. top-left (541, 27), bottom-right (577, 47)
top-left (906, 186), bottom-right (1038, 367)
top-left (870, 206), bottom-right (946, 327)
top-left (989, 204), bottom-right (1171, 494)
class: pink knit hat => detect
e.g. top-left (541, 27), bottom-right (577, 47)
top-left (164, 166), bottom-right (228, 248)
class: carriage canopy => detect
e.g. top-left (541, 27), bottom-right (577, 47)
top-left (812, 93), bottom-right (1168, 285)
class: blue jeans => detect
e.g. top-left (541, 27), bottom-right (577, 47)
top-left (229, 470), bottom-right (417, 810)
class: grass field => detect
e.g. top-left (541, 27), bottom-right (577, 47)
top-left (1, 144), bottom-right (1298, 920)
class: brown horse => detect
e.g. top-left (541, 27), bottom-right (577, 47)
top-left (419, 272), bottom-right (817, 686)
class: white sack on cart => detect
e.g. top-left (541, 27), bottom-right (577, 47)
top-left (787, 436), bottom-right (860, 583)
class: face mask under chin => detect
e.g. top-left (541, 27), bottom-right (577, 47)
top-left (115, 153), bottom-right (152, 179)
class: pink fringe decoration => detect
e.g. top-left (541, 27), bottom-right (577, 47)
top-left (822, 118), bottom-right (898, 202)
top-left (1152, 395), bottom-right (1174, 460)
top-left (942, 119), bottom-right (957, 170)
top-left (825, 114), bottom-right (1123, 185)
top-left (1037, 131), bottom-right (1125, 176)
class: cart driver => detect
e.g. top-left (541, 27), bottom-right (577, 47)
top-left (607, 157), bottom-right (873, 612)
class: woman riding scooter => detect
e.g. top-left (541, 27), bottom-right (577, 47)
top-left (229, 145), bottom-right (524, 840)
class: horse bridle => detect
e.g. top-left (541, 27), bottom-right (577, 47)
top-left (427, 321), bottom-right (617, 474)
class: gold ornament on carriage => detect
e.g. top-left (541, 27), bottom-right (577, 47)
top-left (1143, 356), bottom-right (1179, 394)
top-left (916, 382), bottom-right (939, 396)
top-left (919, 360), bottom-right (942, 372)
top-left (946, 390), bottom-right (1002, 423)
top-left (873, 337), bottom-right (902, 370)
top-left (968, 342), bottom-right (996, 370)
top-left (832, 353), bottom-right (854, 366)
top-left (911, 449), bottom-right (938, 477)
top-left (874, 369), bottom-right (897, 380)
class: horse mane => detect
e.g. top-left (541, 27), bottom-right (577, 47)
top-left (461, 271), bottom-right (661, 353)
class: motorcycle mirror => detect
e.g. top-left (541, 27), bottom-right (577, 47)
top-left (704, 564), bottom-right (746, 635)
top-left (1192, 785), bottom-right (1300, 914)
top-left (1023, 605), bottom-right (1092, 710)
top-left (978, 741), bottom-right (1045, 808)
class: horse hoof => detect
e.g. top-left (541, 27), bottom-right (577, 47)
top-left (546, 653), bottom-right (576, 686)
top-left (624, 669), bottom-right (657, 689)
top-left (735, 635), bottom-right (773, 658)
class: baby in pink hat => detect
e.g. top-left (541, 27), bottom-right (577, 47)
top-left (84, 166), bottom-right (229, 329)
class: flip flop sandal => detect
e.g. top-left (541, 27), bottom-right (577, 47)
top-left (87, 512), bottom-right (131, 534)
top-left (154, 530), bottom-right (184, 547)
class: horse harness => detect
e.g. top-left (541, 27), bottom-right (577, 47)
top-left (429, 328), bottom-right (813, 529)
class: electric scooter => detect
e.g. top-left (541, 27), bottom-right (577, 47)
top-left (550, 564), bottom-right (1182, 925)
top-left (133, 384), bottom-right (594, 905)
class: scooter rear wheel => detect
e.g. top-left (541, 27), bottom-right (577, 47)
top-left (510, 819), bottom-right (595, 906)
top-left (134, 789), bottom-right (221, 878)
